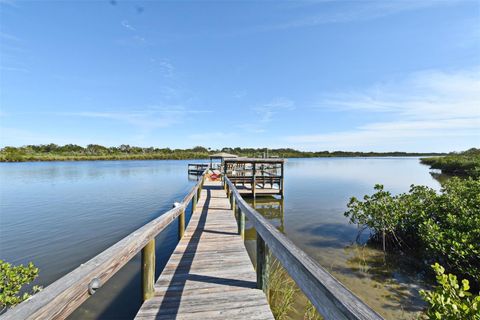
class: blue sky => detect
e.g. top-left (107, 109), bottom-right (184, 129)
top-left (0, 0), bottom-right (479, 152)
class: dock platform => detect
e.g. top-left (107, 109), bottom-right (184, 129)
top-left (135, 179), bottom-right (274, 320)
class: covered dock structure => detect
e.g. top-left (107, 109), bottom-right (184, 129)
top-left (223, 158), bottom-right (285, 197)
top-left (209, 152), bottom-right (238, 170)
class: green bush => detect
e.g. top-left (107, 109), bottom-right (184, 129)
top-left (0, 143), bottom-right (444, 162)
top-left (421, 148), bottom-right (480, 178)
top-left (420, 263), bottom-right (480, 320)
top-left (344, 178), bottom-right (480, 287)
top-left (0, 260), bottom-right (40, 312)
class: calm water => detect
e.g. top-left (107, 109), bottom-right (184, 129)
top-left (0, 158), bottom-right (440, 319)
top-left (245, 158), bottom-right (441, 319)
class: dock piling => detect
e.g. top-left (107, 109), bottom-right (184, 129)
top-left (141, 239), bottom-right (155, 301)
top-left (256, 233), bottom-right (270, 300)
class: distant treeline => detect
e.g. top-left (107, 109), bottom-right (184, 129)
top-left (420, 148), bottom-right (480, 178)
top-left (0, 143), bottom-right (446, 162)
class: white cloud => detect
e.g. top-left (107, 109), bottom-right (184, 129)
top-left (121, 20), bottom-right (136, 31)
top-left (263, 0), bottom-right (460, 31)
top-left (236, 123), bottom-right (266, 134)
top-left (286, 68), bottom-right (480, 151)
top-left (254, 97), bottom-right (295, 123)
top-left (0, 0), bottom-right (17, 7)
top-left (321, 68), bottom-right (480, 119)
top-left (61, 106), bottom-right (211, 131)
top-left (0, 127), bottom-right (102, 147)
top-left (234, 97), bottom-right (294, 135)
top-left (0, 31), bottom-right (20, 41)
top-left (188, 131), bottom-right (236, 141)
top-left (233, 90), bottom-right (247, 99)
top-left (150, 58), bottom-right (175, 77)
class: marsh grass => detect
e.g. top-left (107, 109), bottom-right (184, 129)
top-left (267, 254), bottom-right (322, 320)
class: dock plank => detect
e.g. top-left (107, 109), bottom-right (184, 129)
top-left (135, 180), bottom-right (274, 320)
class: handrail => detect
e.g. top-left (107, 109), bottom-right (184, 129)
top-left (224, 176), bottom-right (383, 320)
top-left (1, 171), bottom-right (207, 320)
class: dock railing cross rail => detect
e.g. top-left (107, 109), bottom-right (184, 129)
top-left (224, 175), bottom-right (383, 320)
top-left (0, 171), bottom-right (208, 320)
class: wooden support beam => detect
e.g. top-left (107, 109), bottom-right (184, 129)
top-left (141, 239), bottom-right (155, 301)
top-left (256, 233), bottom-right (270, 300)
top-left (239, 209), bottom-right (245, 240)
top-left (231, 192), bottom-right (235, 210)
top-left (178, 207), bottom-right (185, 240)
top-left (252, 162), bottom-right (256, 197)
top-left (280, 162), bottom-right (285, 198)
top-left (192, 193), bottom-right (197, 214)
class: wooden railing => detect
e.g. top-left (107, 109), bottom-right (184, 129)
top-left (224, 176), bottom-right (383, 320)
top-left (1, 172), bottom-right (207, 320)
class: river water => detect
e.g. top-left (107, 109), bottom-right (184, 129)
top-left (0, 158), bottom-right (439, 319)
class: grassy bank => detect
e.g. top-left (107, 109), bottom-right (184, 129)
top-left (420, 148), bottom-right (480, 178)
top-left (0, 144), bottom-right (445, 162)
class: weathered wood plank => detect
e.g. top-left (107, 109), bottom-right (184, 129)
top-left (135, 180), bottom-right (274, 320)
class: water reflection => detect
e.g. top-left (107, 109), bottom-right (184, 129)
top-left (0, 160), bottom-right (196, 319)
top-left (240, 158), bottom-right (439, 319)
top-left (0, 158), bottom-right (439, 319)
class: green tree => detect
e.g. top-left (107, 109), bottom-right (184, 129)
top-left (0, 260), bottom-right (40, 313)
top-left (344, 178), bottom-right (480, 286)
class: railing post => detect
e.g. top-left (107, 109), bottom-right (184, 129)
top-left (252, 163), bottom-right (256, 197)
top-left (197, 182), bottom-right (202, 201)
top-left (142, 239), bottom-right (155, 301)
top-left (179, 208), bottom-right (185, 240)
top-left (174, 202), bottom-right (185, 240)
top-left (280, 162), bottom-right (284, 198)
top-left (256, 232), bottom-right (269, 300)
top-left (231, 195), bottom-right (236, 213)
top-left (192, 192), bottom-right (197, 213)
top-left (239, 208), bottom-right (245, 240)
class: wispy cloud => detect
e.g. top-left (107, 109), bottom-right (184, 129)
top-left (236, 123), bottom-right (266, 134)
top-left (263, 0), bottom-right (460, 31)
top-left (254, 97), bottom-right (295, 123)
top-left (0, 31), bottom-right (28, 72)
top-left (0, 127), bottom-right (102, 147)
top-left (234, 97), bottom-right (294, 134)
top-left (61, 106), bottom-right (211, 132)
top-left (320, 68), bottom-right (480, 119)
top-left (233, 90), bottom-right (247, 99)
top-left (0, 66), bottom-right (28, 73)
top-left (121, 20), bottom-right (136, 31)
top-left (189, 131), bottom-right (236, 141)
top-left (0, 31), bottom-right (20, 42)
top-left (150, 58), bottom-right (175, 77)
top-left (286, 68), bottom-right (480, 151)
top-left (0, 0), bottom-right (18, 7)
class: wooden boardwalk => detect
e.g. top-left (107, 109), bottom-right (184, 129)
top-left (135, 179), bottom-right (274, 320)
top-left (3, 168), bottom-right (382, 320)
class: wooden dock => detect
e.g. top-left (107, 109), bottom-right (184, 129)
top-left (2, 168), bottom-right (382, 320)
top-left (135, 179), bottom-right (274, 319)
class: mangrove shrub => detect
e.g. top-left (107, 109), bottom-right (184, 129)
top-left (344, 177), bottom-right (480, 286)
top-left (420, 263), bottom-right (480, 320)
top-left (0, 260), bottom-right (40, 313)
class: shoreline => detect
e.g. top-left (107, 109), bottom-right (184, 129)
top-left (0, 154), bottom-right (443, 163)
